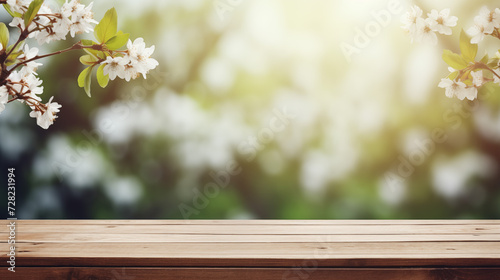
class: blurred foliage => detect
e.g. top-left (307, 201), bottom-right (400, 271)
top-left (1, 0), bottom-right (500, 219)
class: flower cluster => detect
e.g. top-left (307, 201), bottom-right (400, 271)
top-left (0, 1), bottom-right (158, 129)
top-left (438, 53), bottom-right (500, 101)
top-left (102, 38), bottom-right (159, 82)
top-left (0, 43), bottom-right (62, 128)
top-left (401, 5), bottom-right (458, 44)
top-left (439, 7), bottom-right (500, 101)
top-left (467, 7), bottom-right (500, 43)
top-left (402, 5), bottom-right (500, 102)
top-left (8, 0), bottom-right (97, 45)
top-left (438, 76), bottom-right (478, 101)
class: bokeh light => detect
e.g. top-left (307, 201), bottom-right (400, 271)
top-left (1, 0), bottom-right (500, 219)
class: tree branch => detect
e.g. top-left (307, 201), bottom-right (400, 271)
top-left (8, 42), bottom-right (86, 73)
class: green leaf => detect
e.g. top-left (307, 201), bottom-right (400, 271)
top-left (447, 71), bottom-right (459, 81)
top-left (5, 40), bottom-right (23, 64)
top-left (460, 30), bottom-right (478, 62)
top-left (105, 31), bottom-right (129, 50)
top-left (443, 49), bottom-right (468, 70)
top-left (488, 58), bottom-right (499, 68)
top-left (84, 48), bottom-right (106, 60)
top-left (3, 4), bottom-right (22, 18)
top-left (80, 39), bottom-right (106, 59)
top-left (94, 8), bottom-right (117, 43)
top-left (0, 23), bottom-right (9, 49)
top-left (5, 51), bottom-right (22, 66)
top-left (24, 0), bottom-right (44, 28)
top-left (78, 66), bottom-right (93, 97)
top-left (6, 42), bottom-right (22, 56)
top-left (459, 69), bottom-right (472, 84)
top-left (480, 54), bottom-right (489, 64)
top-left (96, 64), bottom-right (109, 88)
top-left (80, 54), bottom-right (98, 65)
top-left (81, 39), bottom-right (97, 46)
top-left (78, 67), bottom-right (90, 87)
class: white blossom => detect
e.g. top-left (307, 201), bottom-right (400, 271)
top-left (401, 5), bottom-right (423, 37)
top-left (61, 0), bottom-right (83, 18)
top-left (69, 4), bottom-right (98, 37)
top-left (476, 6), bottom-right (500, 33)
top-left (467, 7), bottom-right (500, 43)
top-left (8, 3), bottom-right (52, 39)
top-left (471, 71), bottom-right (485, 87)
top-left (122, 64), bottom-right (140, 82)
top-left (415, 18), bottom-right (438, 45)
top-left (61, 0), bottom-right (97, 37)
top-left (463, 87), bottom-right (478, 101)
top-left (36, 4), bottom-right (53, 27)
top-left (6, 0), bottom-right (30, 14)
top-left (0, 86), bottom-right (8, 114)
top-left (101, 38), bottom-right (159, 82)
top-left (34, 3), bottom-right (83, 44)
top-left (438, 78), bottom-right (477, 101)
top-left (102, 56), bottom-right (127, 80)
top-left (7, 69), bottom-right (44, 107)
top-left (494, 69), bottom-right (500, 85)
top-left (1, 1), bottom-right (157, 129)
top-left (9, 17), bottom-right (24, 29)
top-left (467, 23), bottom-right (488, 44)
top-left (25, 73), bottom-right (44, 96)
top-left (23, 61), bottom-right (43, 74)
top-left (5, 64), bottom-right (48, 126)
top-left (29, 97), bottom-right (62, 129)
top-left (36, 16), bottom-right (70, 45)
top-left (19, 44), bottom-right (39, 61)
top-left (427, 9), bottom-right (458, 35)
top-left (125, 38), bottom-right (159, 78)
top-left (9, 17), bottom-right (37, 38)
top-left (126, 38), bottom-right (147, 59)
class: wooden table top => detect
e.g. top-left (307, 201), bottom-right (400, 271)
top-left (1, 220), bottom-right (499, 279)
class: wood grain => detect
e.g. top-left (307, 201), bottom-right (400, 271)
top-left (8, 267), bottom-right (500, 280)
top-left (3, 224), bottom-right (499, 234)
top-left (0, 220), bottom-right (499, 279)
top-left (12, 232), bottom-right (500, 243)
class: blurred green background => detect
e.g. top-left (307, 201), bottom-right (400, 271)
top-left (1, 0), bottom-right (500, 219)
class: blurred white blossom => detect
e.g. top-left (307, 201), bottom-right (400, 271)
top-left (467, 7), bottom-right (500, 43)
top-left (427, 9), bottom-right (457, 35)
top-left (438, 78), bottom-right (477, 101)
top-left (401, 5), bottom-right (423, 40)
top-left (432, 152), bottom-right (495, 201)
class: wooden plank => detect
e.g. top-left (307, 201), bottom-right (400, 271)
top-left (7, 242), bottom-right (500, 258)
top-left (4, 224), bottom-right (500, 234)
top-left (8, 220), bottom-right (500, 225)
top-left (5, 267), bottom-right (500, 280)
top-left (1, 241), bottom-right (499, 268)
top-left (1, 220), bottom-right (498, 270)
top-left (11, 233), bottom-right (500, 243)
top-left (7, 256), bottom-right (500, 268)
top-left (7, 241), bottom-right (499, 257)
